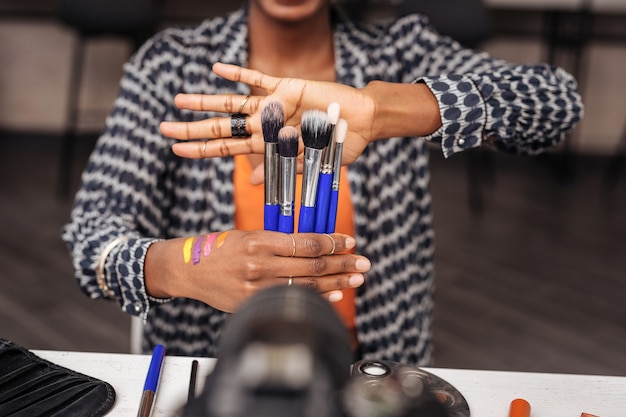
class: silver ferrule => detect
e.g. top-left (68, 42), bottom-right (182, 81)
top-left (331, 142), bottom-right (343, 191)
top-left (264, 143), bottom-right (279, 205)
top-left (301, 147), bottom-right (324, 206)
top-left (137, 390), bottom-right (155, 417)
top-left (320, 128), bottom-right (337, 174)
top-left (280, 157), bottom-right (296, 216)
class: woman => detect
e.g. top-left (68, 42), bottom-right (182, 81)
top-left (63, 0), bottom-right (582, 365)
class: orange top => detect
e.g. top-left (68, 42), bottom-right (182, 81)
top-left (233, 154), bottom-right (357, 343)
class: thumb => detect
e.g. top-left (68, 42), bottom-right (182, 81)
top-left (250, 163), bottom-right (264, 185)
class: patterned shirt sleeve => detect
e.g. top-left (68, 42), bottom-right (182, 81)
top-left (392, 14), bottom-right (584, 157)
top-left (61, 33), bottom-right (180, 319)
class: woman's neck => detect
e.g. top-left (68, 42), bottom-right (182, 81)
top-left (247, 3), bottom-right (335, 81)
top-left (245, 2), bottom-right (336, 170)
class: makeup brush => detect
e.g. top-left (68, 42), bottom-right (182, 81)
top-left (261, 100), bottom-right (284, 231)
top-left (298, 110), bottom-right (332, 233)
top-left (326, 118), bottom-right (347, 234)
top-left (277, 126), bottom-right (299, 234)
top-left (314, 102), bottom-right (340, 233)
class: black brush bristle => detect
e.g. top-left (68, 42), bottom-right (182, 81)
top-left (261, 100), bottom-right (285, 144)
top-left (278, 126), bottom-right (299, 158)
top-left (301, 110), bottom-right (332, 150)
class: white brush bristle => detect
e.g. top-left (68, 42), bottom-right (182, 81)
top-left (326, 102), bottom-right (340, 125)
top-left (301, 110), bottom-right (331, 149)
top-left (335, 118), bottom-right (348, 144)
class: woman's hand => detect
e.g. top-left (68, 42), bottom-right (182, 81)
top-left (160, 62), bottom-right (441, 162)
top-left (144, 230), bottom-right (370, 313)
top-left (161, 62), bottom-right (375, 166)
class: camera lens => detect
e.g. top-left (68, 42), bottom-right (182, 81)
top-left (358, 361), bottom-right (391, 377)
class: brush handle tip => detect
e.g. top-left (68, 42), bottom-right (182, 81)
top-left (298, 206), bottom-right (316, 233)
top-left (314, 173), bottom-right (333, 233)
top-left (278, 213), bottom-right (294, 234)
top-left (264, 204), bottom-right (280, 231)
top-left (326, 190), bottom-right (339, 234)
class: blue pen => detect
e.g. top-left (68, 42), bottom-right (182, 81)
top-left (137, 344), bottom-right (166, 417)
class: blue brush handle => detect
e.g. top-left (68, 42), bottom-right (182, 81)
top-left (314, 173), bottom-right (332, 233)
top-left (298, 206), bottom-right (316, 233)
top-left (326, 190), bottom-right (339, 234)
top-left (278, 213), bottom-right (294, 234)
top-left (264, 204), bottom-right (279, 231)
top-left (143, 344), bottom-right (165, 392)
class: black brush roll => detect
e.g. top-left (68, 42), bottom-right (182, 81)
top-left (0, 339), bottom-right (115, 417)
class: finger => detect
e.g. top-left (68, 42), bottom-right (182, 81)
top-left (160, 116), bottom-right (235, 141)
top-left (173, 93), bottom-right (262, 115)
top-left (172, 138), bottom-right (260, 159)
top-left (292, 233), bottom-right (356, 257)
top-left (326, 290), bottom-right (344, 303)
top-left (250, 162), bottom-right (264, 185)
top-left (284, 254), bottom-right (370, 285)
top-left (212, 62), bottom-right (280, 93)
top-left (289, 273), bottom-right (365, 293)
top-left (172, 138), bottom-right (263, 159)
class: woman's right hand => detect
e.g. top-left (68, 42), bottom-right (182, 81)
top-left (144, 230), bottom-right (370, 313)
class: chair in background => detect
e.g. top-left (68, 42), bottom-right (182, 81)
top-left (57, 0), bottom-right (161, 198)
top-left (397, 0), bottom-right (495, 215)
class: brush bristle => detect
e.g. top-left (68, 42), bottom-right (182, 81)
top-left (335, 118), bottom-right (348, 144)
top-left (301, 110), bottom-right (332, 150)
top-left (278, 126), bottom-right (299, 158)
top-left (261, 100), bottom-right (285, 144)
top-left (327, 102), bottom-right (340, 125)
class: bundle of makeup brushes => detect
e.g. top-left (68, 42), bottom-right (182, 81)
top-left (261, 100), bottom-right (347, 234)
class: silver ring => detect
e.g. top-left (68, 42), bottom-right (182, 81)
top-left (289, 234), bottom-right (296, 258)
top-left (231, 113), bottom-right (249, 137)
top-left (238, 95), bottom-right (251, 114)
top-left (324, 233), bottom-right (336, 255)
top-left (200, 140), bottom-right (207, 158)
top-left (288, 277), bottom-right (293, 286)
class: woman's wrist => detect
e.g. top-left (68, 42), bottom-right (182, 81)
top-left (364, 80), bottom-right (442, 140)
top-left (145, 239), bottom-right (180, 299)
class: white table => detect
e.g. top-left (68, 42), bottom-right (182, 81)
top-left (35, 350), bottom-right (626, 417)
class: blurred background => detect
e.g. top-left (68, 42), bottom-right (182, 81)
top-left (0, 0), bottom-right (625, 375)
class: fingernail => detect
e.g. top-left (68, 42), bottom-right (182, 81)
top-left (355, 258), bottom-right (371, 271)
top-left (349, 274), bottom-right (364, 287)
top-left (328, 290), bottom-right (344, 302)
top-left (345, 236), bottom-right (356, 249)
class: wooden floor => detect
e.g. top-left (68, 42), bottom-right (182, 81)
top-left (1, 134), bottom-right (625, 376)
